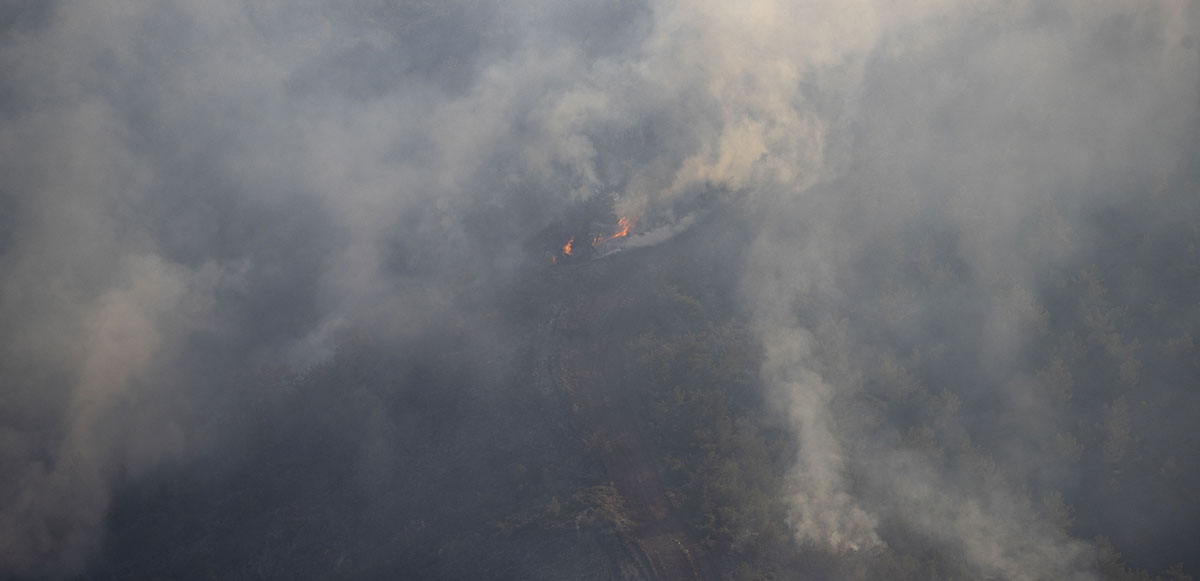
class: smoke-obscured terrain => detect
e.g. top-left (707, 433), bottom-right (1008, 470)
top-left (1, 1), bottom-right (1198, 579)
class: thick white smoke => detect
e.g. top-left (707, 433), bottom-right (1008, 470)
top-left (0, 0), bottom-right (1195, 577)
top-left (627, 0), bottom-right (1196, 577)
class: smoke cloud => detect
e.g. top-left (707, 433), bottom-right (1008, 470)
top-left (1, 0), bottom-right (1196, 578)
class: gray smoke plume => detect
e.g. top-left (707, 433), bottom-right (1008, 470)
top-left (0, 0), bottom-right (1196, 578)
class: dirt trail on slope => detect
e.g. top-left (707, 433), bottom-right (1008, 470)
top-left (553, 295), bottom-right (716, 581)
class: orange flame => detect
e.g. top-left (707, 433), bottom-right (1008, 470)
top-left (591, 215), bottom-right (637, 246)
top-left (614, 216), bottom-right (633, 237)
top-left (555, 216), bottom-right (639, 264)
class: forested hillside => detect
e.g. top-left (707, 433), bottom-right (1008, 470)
top-left (2, 2), bottom-right (1198, 579)
top-left (90, 189), bottom-right (1198, 578)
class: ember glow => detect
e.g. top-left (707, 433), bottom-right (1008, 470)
top-left (555, 216), bottom-right (639, 264)
top-left (591, 216), bottom-right (637, 247)
top-left (3, 1), bottom-right (1198, 579)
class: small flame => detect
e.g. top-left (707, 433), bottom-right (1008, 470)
top-left (591, 215), bottom-right (637, 246)
top-left (614, 216), bottom-right (633, 237)
top-left (554, 216), bottom-right (639, 265)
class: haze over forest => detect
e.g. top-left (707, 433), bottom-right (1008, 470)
top-left (1, 1), bottom-right (1198, 579)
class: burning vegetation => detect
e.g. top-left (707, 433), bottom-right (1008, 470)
top-left (553, 216), bottom-right (638, 264)
top-left (591, 216), bottom-right (635, 247)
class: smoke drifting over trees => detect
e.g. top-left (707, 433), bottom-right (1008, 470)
top-left (1, 1), bottom-right (1197, 579)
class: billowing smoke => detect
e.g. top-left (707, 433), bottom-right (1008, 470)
top-left (1, 0), bottom-right (1196, 578)
top-left (737, 3), bottom-right (1196, 577)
